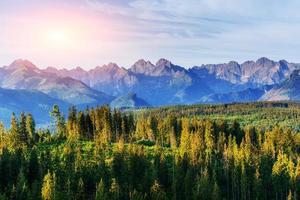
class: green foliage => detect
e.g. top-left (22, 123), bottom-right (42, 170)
top-left (41, 171), bottom-right (56, 200)
top-left (0, 102), bottom-right (299, 199)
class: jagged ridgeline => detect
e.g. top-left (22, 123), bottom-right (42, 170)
top-left (1, 57), bottom-right (300, 127)
top-left (0, 102), bottom-right (299, 199)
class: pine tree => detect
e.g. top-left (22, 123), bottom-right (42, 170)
top-left (294, 157), bottom-right (300, 200)
top-left (26, 113), bottom-right (36, 146)
top-left (272, 150), bottom-right (290, 200)
top-left (67, 106), bottom-right (78, 140)
top-left (147, 116), bottom-right (158, 141)
top-left (180, 119), bottom-right (190, 157)
top-left (0, 122), bottom-right (5, 153)
top-left (231, 120), bottom-right (243, 144)
top-left (41, 171), bottom-right (56, 200)
top-left (204, 120), bottom-right (215, 162)
top-left (19, 112), bottom-right (28, 145)
top-left (16, 169), bottom-right (28, 200)
top-left (96, 179), bottom-right (108, 200)
top-left (77, 111), bottom-right (85, 140)
top-left (121, 116), bottom-right (127, 141)
top-left (50, 105), bottom-right (66, 138)
top-left (211, 182), bottom-right (221, 200)
top-left (109, 178), bottom-right (120, 200)
top-left (135, 118), bottom-right (147, 140)
top-left (190, 131), bottom-right (202, 165)
top-left (102, 106), bottom-right (112, 144)
top-left (8, 113), bottom-right (22, 150)
top-left (84, 109), bottom-right (94, 139)
top-left (28, 149), bottom-right (40, 185)
top-left (76, 178), bottom-right (84, 200)
top-left (253, 168), bottom-right (263, 200)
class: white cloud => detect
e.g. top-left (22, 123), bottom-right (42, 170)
top-left (1, 0), bottom-right (300, 68)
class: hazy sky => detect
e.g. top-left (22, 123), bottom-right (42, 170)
top-left (1, 0), bottom-right (300, 69)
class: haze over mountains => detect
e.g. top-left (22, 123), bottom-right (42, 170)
top-left (1, 57), bottom-right (300, 125)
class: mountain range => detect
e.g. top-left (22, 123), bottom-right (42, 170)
top-left (1, 57), bottom-right (300, 126)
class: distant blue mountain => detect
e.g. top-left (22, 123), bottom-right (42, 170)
top-left (200, 87), bottom-right (272, 104)
top-left (110, 93), bottom-right (150, 108)
top-left (1, 57), bottom-right (300, 126)
top-left (261, 70), bottom-right (300, 101)
top-left (44, 57), bottom-right (300, 105)
top-left (0, 88), bottom-right (69, 127)
top-left (1, 59), bottom-right (113, 105)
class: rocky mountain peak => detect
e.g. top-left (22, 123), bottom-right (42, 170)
top-left (94, 63), bottom-right (122, 74)
top-left (130, 59), bottom-right (155, 74)
top-left (73, 66), bottom-right (86, 73)
top-left (228, 61), bottom-right (239, 66)
top-left (256, 57), bottom-right (274, 66)
top-left (5, 59), bottom-right (38, 71)
top-left (156, 58), bottom-right (172, 68)
top-left (133, 59), bottom-right (154, 67)
top-left (104, 63), bottom-right (120, 69)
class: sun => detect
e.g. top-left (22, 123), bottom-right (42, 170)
top-left (47, 30), bottom-right (66, 42)
top-left (45, 29), bottom-right (70, 48)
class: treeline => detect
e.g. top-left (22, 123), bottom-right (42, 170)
top-left (0, 104), bottom-right (299, 199)
top-left (142, 101), bottom-right (300, 131)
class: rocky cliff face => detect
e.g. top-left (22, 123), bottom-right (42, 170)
top-left (3, 57), bottom-right (300, 106)
top-left (193, 57), bottom-right (300, 86)
top-left (1, 59), bottom-right (113, 105)
top-left (260, 70), bottom-right (300, 101)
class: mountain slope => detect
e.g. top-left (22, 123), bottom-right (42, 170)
top-left (110, 93), bottom-right (150, 108)
top-left (44, 58), bottom-right (212, 105)
top-left (200, 88), bottom-right (271, 104)
top-left (260, 70), bottom-right (300, 101)
top-left (1, 59), bottom-right (113, 105)
top-left (192, 57), bottom-right (300, 86)
top-left (42, 57), bottom-right (300, 105)
top-left (0, 88), bottom-right (69, 126)
top-left (3, 57), bottom-right (300, 106)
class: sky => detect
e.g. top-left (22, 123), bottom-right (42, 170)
top-left (1, 0), bottom-right (300, 69)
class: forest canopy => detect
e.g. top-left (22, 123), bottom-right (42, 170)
top-left (0, 102), bottom-right (299, 200)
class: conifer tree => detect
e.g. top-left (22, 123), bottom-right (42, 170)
top-left (204, 120), bottom-right (215, 161)
top-left (135, 118), bottom-right (147, 140)
top-left (76, 178), bottom-right (84, 200)
top-left (147, 116), bottom-right (158, 141)
top-left (26, 114), bottom-right (35, 146)
top-left (16, 169), bottom-right (28, 200)
top-left (211, 182), bottom-right (221, 200)
top-left (84, 109), bottom-right (94, 139)
top-left (28, 149), bottom-right (40, 185)
top-left (180, 119), bottom-right (190, 157)
top-left (109, 178), bottom-right (120, 200)
top-left (96, 179), bottom-right (108, 200)
top-left (0, 122), bottom-right (5, 152)
top-left (41, 171), bottom-right (56, 200)
top-left (50, 105), bottom-right (66, 138)
top-left (8, 113), bottom-right (22, 150)
top-left (19, 112), bottom-right (28, 145)
top-left (77, 111), bottom-right (85, 140)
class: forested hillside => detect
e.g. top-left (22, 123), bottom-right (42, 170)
top-left (0, 102), bottom-right (299, 199)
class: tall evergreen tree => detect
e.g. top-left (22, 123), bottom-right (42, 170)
top-left (50, 105), bottom-right (66, 138)
top-left (41, 171), bottom-right (56, 200)
top-left (180, 119), bottom-right (190, 157)
top-left (26, 114), bottom-right (35, 146)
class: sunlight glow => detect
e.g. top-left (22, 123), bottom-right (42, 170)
top-left (45, 29), bottom-right (70, 48)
